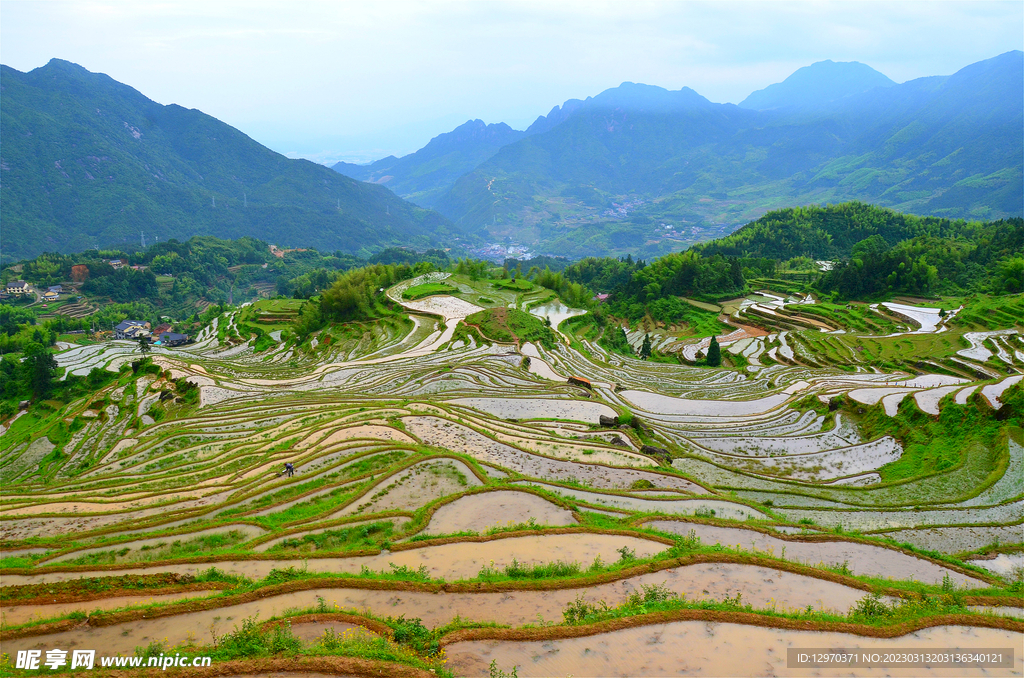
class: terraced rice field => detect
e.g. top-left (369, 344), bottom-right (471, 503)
top-left (1, 276), bottom-right (1021, 677)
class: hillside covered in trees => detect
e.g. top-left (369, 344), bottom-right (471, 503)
top-left (0, 60), bottom-right (461, 263)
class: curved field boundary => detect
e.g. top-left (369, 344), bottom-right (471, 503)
top-left (0, 582), bottom-right (230, 608)
top-left (261, 612), bottom-right (392, 638)
top-left (304, 453), bottom-right (492, 521)
top-left (513, 478), bottom-right (768, 517)
top-left (438, 610), bottom-right (1024, 646)
top-left (391, 483), bottom-right (580, 538)
top-left (4, 532), bottom-right (1007, 602)
top-left (247, 511), bottom-right (415, 549)
top-left (445, 405), bottom-right (649, 459)
top-left (633, 516), bottom-right (1005, 586)
top-left (0, 526), bottom-right (664, 578)
top-left (387, 525), bottom-right (674, 553)
top-left (405, 407), bottom-right (717, 493)
top-left (678, 426), bottom-right (1015, 509)
top-left (682, 433), bottom-right (904, 485)
top-left (67, 656), bottom-right (437, 678)
top-left (31, 522), bottom-right (270, 565)
top-left (6, 445), bottom-right (414, 550)
top-left (864, 515), bottom-right (1024, 536)
top-left (4, 550), bottom-right (1019, 640)
top-left (770, 494), bottom-right (1023, 517)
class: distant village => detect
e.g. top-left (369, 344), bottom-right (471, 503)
top-left (2, 260), bottom-right (191, 348)
top-left (113, 320), bottom-right (190, 346)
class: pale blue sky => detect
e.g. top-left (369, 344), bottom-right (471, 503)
top-left (2, 1), bottom-right (1021, 163)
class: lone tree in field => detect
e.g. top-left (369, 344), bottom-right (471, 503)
top-left (640, 333), bottom-right (652, 360)
top-left (138, 336), bottom-right (150, 354)
top-left (706, 335), bottom-right (721, 367)
top-left (24, 343), bottom-right (57, 400)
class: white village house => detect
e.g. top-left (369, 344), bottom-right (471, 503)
top-left (114, 320), bottom-right (151, 340)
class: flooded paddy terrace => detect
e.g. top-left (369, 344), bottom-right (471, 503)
top-left (3, 285), bottom-right (1021, 676)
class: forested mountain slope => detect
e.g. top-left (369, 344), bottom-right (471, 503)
top-left (0, 60), bottom-right (457, 263)
top-left (430, 52), bottom-right (1022, 258)
top-left (332, 119), bottom-right (524, 208)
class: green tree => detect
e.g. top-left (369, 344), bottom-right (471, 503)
top-left (996, 257), bottom-right (1024, 293)
top-left (706, 335), bottom-right (721, 367)
top-left (24, 343), bottom-right (57, 400)
top-left (640, 333), bottom-right (652, 360)
top-left (138, 336), bottom-right (151, 354)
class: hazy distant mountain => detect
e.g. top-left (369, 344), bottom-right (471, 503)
top-left (0, 59), bottom-right (457, 263)
top-left (330, 84), bottom-right (713, 209)
top-left (525, 82), bottom-right (715, 135)
top-left (332, 119), bottom-right (524, 208)
top-left (431, 51), bottom-right (1022, 259)
top-left (739, 60), bottom-right (895, 111)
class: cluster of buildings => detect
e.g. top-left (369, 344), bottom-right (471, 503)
top-left (114, 320), bottom-right (189, 346)
top-left (2, 281), bottom-right (68, 302)
top-left (104, 258), bottom-right (149, 272)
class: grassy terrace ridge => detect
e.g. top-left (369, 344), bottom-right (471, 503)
top-left (463, 307), bottom-right (558, 348)
top-left (401, 282), bottom-right (459, 300)
top-left (3, 524), bottom-right (1018, 606)
top-left (2, 543), bottom-right (1019, 638)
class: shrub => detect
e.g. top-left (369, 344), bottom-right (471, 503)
top-left (213, 616), bottom-right (301, 658)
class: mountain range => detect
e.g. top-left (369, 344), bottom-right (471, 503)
top-left (332, 120), bottom-right (525, 209)
top-left (335, 52), bottom-right (1023, 259)
top-left (0, 59), bottom-right (460, 263)
top-left (1, 53), bottom-right (1020, 265)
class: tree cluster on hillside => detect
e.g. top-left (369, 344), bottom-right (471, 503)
top-left (503, 255), bottom-right (571, 274)
top-left (563, 256), bottom-right (643, 293)
top-left (696, 202), bottom-right (1005, 261)
top-left (321, 263), bottom-right (427, 322)
top-left (370, 247), bottom-right (451, 268)
top-left (817, 218), bottom-right (1024, 298)
top-left (0, 301), bottom-right (163, 355)
top-left (287, 262), bottom-right (434, 340)
top-left (556, 251), bottom-right (745, 325)
top-left (1, 236), bottom-right (382, 326)
top-left (533, 268), bottom-right (593, 308)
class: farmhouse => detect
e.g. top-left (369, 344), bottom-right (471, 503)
top-left (5, 280), bottom-right (28, 294)
top-left (160, 332), bottom-right (189, 347)
top-left (114, 319), bottom-right (151, 340)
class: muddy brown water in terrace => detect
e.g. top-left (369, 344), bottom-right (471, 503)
top-left (423, 490), bottom-right (576, 534)
top-left (448, 623), bottom-right (1024, 677)
top-left (0, 533), bottom-right (664, 586)
top-left (649, 521), bottom-right (988, 586)
top-left (0, 591), bottom-right (218, 626)
top-left (2, 563), bottom-right (884, 656)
